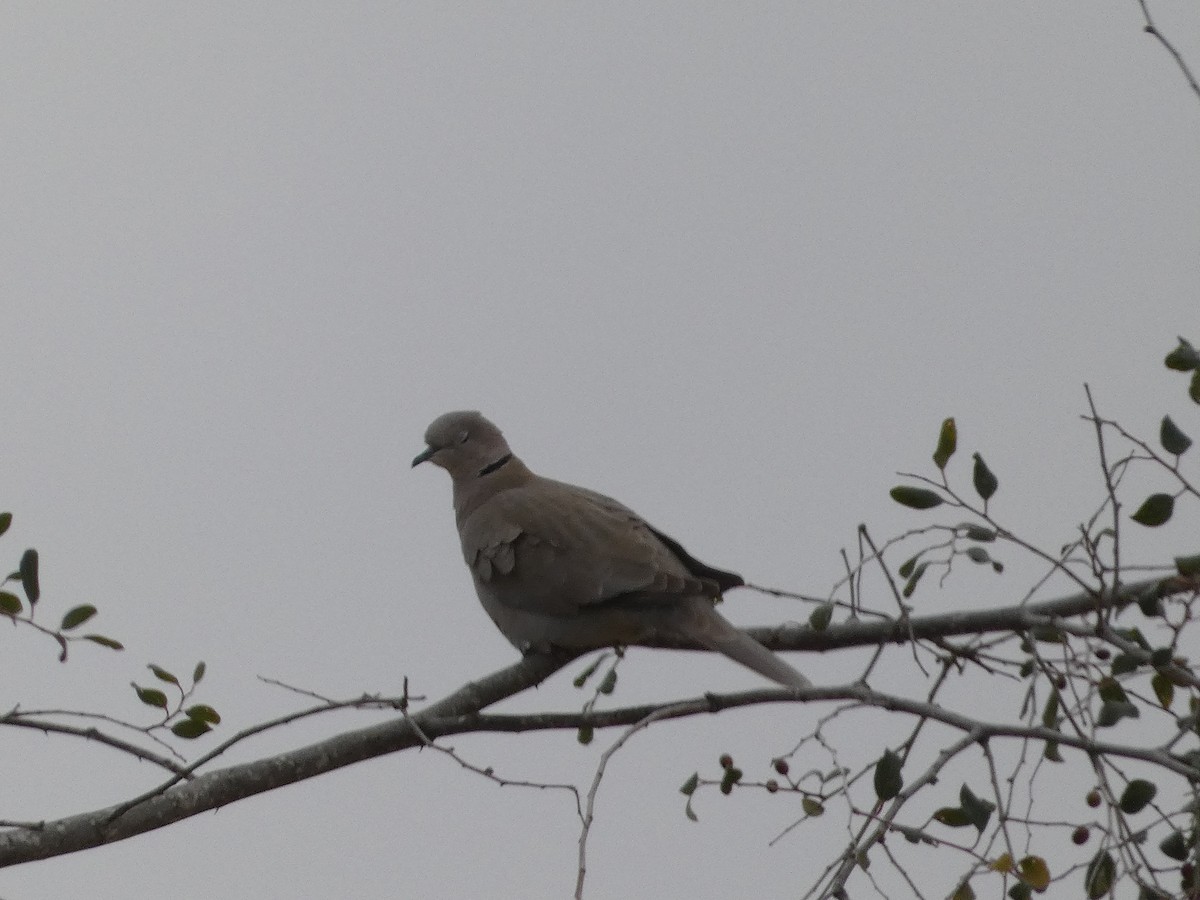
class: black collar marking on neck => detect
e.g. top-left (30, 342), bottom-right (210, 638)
top-left (478, 453), bottom-right (513, 477)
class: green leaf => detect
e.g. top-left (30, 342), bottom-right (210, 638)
top-left (193, 661), bottom-right (207, 683)
top-left (719, 766), bottom-right (742, 795)
top-left (572, 656), bottom-right (603, 688)
top-left (1098, 676), bottom-right (1127, 703)
top-left (933, 417), bottom-right (957, 470)
top-left (576, 724), bottom-right (593, 745)
top-left (902, 562), bottom-right (928, 598)
top-left (60, 605), bottom-right (97, 631)
top-left (1043, 740), bottom-right (1063, 762)
top-left (171, 718), bottom-right (211, 739)
top-left (679, 772), bottom-right (699, 796)
top-left (1041, 691), bottom-right (1060, 729)
top-left (1161, 416), bottom-right (1192, 455)
top-left (1159, 829), bottom-right (1189, 861)
top-left (1018, 855), bottom-right (1050, 891)
top-left (1029, 624), bottom-right (1065, 643)
top-left (84, 634), bottom-right (124, 650)
top-left (1151, 672), bottom-right (1174, 709)
top-left (1130, 493), bottom-right (1174, 527)
top-left (1118, 779), bottom-right (1156, 814)
top-left (960, 784), bottom-right (995, 832)
top-left (965, 546), bottom-right (991, 564)
top-left (801, 797), bottom-right (824, 816)
top-left (1137, 591), bottom-right (1164, 617)
top-left (597, 669), bottom-right (617, 695)
top-left (18, 549), bottom-right (39, 604)
top-left (897, 554), bottom-right (921, 578)
top-left (1149, 647), bottom-right (1173, 668)
top-left (1085, 850), bottom-right (1115, 899)
top-left (1175, 553), bottom-right (1200, 576)
top-left (962, 524), bottom-right (996, 542)
top-left (0, 512), bottom-right (11, 536)
top-left (1096, 699), bottom-right (1139, 727)
top-left (1190, 369), bottom-right (1200, 404)
top-left (132, 684), bottom-right (168, 709)
top-left (890, 486), bottom-right (944, 510)
top-left (148, 664), bottom-right (179, 686)
top-left (185, 704), bottom-right (221, 724)
top-left (1110, 653), bottom-right (1140, 675)
top-left (1007, 882), bottom-right (1032, 900)
top-left (972, 453), bottom-right (998, 502)
top-left (1164, 337), bottom-right (1200, 371)
top-left (933, 806), bottom-right (972, 827)
top-left (1161, 666), bottom-right (1194, 688)
top-left (950, 880), bottom-right (976, 900)
top-left (808, 602), bottom-right (833, 631)
top-left (0, 590), bottom-right (23, 616)
top-left (873, 749), bottom-right (903, 801)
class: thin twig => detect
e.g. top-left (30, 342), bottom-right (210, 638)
top-left (0, 716), bottom-right (187, 774)
top-left (1136, 0), bottom-right (1200, 103)
top-left (575, 704), bottom-right (689, 900)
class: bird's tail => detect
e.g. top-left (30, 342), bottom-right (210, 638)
top-left (687, 605), bottom-right (811, 689)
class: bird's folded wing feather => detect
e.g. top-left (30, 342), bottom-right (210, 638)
top-left (459, 477), bottom-right (719, 617)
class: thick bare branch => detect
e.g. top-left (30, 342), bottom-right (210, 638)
top-left (0, 572), bottom-right (1193, 868)
top-left (731, 573), bottom-right (1191, 653)
top-left (0, 653), bottom-right (565, 867)
top-left (2, 672), bottom-right (1193, 868)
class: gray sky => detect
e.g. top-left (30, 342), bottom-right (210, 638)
top-left (2, 4), bottom-right (1198, 898)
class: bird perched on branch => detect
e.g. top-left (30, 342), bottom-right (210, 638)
top-left (413, 411), bottom-right (809, 689)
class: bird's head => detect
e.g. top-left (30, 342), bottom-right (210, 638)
top-left (412, 410), bottom-right (513, 481)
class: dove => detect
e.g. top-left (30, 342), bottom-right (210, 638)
top-left (413, 411), bottom-right (809, 688)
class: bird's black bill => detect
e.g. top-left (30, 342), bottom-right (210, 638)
top-left (411, 446), bottom-right (436, 467)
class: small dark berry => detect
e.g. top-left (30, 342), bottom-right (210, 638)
top-left (1072, 826), bottom-right (1089, 845)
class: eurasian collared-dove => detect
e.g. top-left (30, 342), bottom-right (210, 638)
top-left (413, 411), bottom-right (809, 689)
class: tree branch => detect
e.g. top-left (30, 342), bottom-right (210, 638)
top-left (728, 573), bottom-right (1191, 653)
top-left (0, 653), bottom-right (566, 867)
top-left (1136, 0), bottom-right (1200, 104)
top-left (0, 716), bottom-right (187, 775)
top-left (0, 572), bottom-right (1192, 868)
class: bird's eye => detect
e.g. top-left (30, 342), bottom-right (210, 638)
top-left (457, 430), bottom-right (470, 444)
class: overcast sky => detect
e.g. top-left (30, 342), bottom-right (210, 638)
top-left (2, 4), bottom-right (1198, 899)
